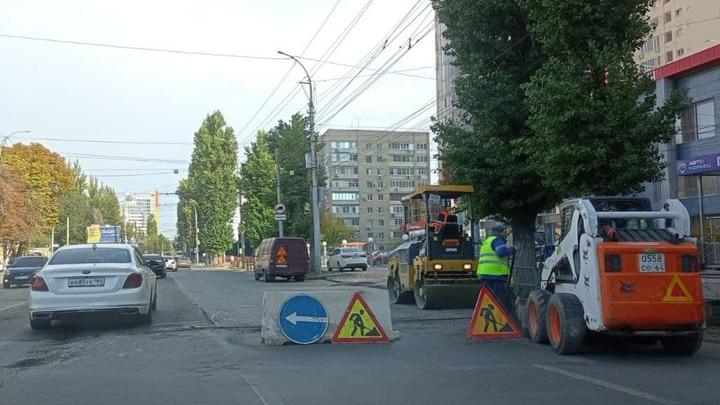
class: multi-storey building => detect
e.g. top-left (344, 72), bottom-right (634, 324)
top-left (320, 129), bottom-right (431, 251)
top-left (637, 0), bottom-right (720, 71)
top-left (119, 193), bottom-right (153, 237)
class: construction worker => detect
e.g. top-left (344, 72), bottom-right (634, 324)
top-left (477, 223), bottom-right (514, 297)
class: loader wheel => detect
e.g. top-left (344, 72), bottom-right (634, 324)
top-left (547, 293), bottom-right (586, 355)
top-left (414, 276), bottom-right (436, 310)
top-left (661, 331), bottom-right (703, 356)
top-left (527, 290), bottom-right (551, 344)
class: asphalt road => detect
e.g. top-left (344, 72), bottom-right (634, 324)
top-left (2, 266), bottom-right (720, 405)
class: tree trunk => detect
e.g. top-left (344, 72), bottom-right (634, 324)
top-left (510, 213), bottom-right (539, 300)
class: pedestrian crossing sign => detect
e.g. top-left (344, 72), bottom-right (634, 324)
top-left (467, 286), bottom-right (521, 340)
top-left (332, 292), bottom-right (389, 343)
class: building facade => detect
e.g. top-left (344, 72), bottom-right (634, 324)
top-left (320, 129), bottom-right (431, 251)
top-left (636, 0), bottom-right (720, 71)
top-left (119, 193), bottom-right (153, 237)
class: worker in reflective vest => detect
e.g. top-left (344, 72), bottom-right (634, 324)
top-left (477, 223), bottom-right (514, 296)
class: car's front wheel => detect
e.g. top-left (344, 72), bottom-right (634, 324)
top-left (3, 281), bottom-right (10, 289)
top-left (30, 317), bottom-right (51, 330)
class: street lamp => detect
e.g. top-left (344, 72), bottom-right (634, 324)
top-left (277, 50), bottom-right (321, 274)
top-left (188, 200), bottom-right (200, 265)
top-left (322, 241), bottom-right (327, 267)
top-left (367, 237), bottom-right (374, 265)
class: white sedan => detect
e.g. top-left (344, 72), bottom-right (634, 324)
top-left (29, 244), bottom-right (157, 330)
top-left (327, 248), bottom-right (368, 271)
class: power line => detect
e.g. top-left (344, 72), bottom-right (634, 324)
top-left (16, 135), bottom-right (192, 145)
top-left (0, 33), bottom-right (284, 60)
top-left (57, 151), bottom-right (189, 164)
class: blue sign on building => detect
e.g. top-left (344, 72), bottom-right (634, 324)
top-left (676, 153), bottom-right (720, 176)
top-left (278, 295), bottom-right (329, 345)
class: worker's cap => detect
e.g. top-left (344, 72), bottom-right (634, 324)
top-left (490, 222), bottom-right (507, 232)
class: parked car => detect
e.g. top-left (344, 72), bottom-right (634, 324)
top-left (163, 256), bottom-right (177, 271)
top-left (28, 244), bottom-right (157, 329)
top-left (327, 248), bottom-right (368, 271)
top-left (371, 250), bottom-right (389, 265)
top-left (142, 254), bottom-right (167, 278)
top-left (254, 237), bottom-right (309, 282)
top-left (4, 255), bottom-right (47, 288)
top-left (175, 256), bottom-right (192, 269)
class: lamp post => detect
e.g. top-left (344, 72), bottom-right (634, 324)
top-left (322, 241), bottom-right (327, 267)
top-left (277, 50), bottom-right (321, 273)
top-left (367, 237), bottom-right (374, 265)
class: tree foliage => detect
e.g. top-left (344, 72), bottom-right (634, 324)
top-left (320, 210), bottom-right (355, 246)
top-left (266, 113), bottom-right (314, 238)
top-left (0, 165), bottom-right (40, 255)
top-left (240, 131), bottom-right (277, 249)
top-left (179, 111), bottom-right (239, 255)
top-left (433, 0), bottom-right (683, 294)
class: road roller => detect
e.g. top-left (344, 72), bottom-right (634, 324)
top-left (387, 185), bottom-right (480, 309)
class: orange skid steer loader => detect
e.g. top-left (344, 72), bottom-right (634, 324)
top-left (527, 197), bottom-right (704, 355)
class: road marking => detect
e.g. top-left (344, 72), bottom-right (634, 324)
top-left (242, 374), bottom-right (284, 405)
top-left (533, 364), bottom-right (678, 405)
top-left (0, 302), bottom-right (26, 313)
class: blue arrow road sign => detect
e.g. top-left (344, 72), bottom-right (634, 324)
top-left (279, 295), bottom-right (329, 345)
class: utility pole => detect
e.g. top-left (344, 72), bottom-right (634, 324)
top-left (66, 217), bottom-right (70, 246)
top-left (278, 50), bottom-right (321, 272)
top-left (50, 226), bottom-right (55, 254)
top-left (275, 148), bottom-right (284, 237)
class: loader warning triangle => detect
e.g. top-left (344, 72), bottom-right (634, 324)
top-left (467, 286), bottom-right (521, 340)
top-left (332, 292), bottom-right (389, 343)
top-left (662, 274), bottom-right (693, 302)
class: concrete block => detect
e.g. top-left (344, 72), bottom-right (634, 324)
top-left (262, 288), bottom-right (396, 346)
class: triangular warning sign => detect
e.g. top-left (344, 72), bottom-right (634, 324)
top-left (277, 245), bottom-right (287, 265)
top-left (332, 292), bottom-right (389, 343)
top-left (662, 274), bottom-right (693, 302)
top-left (467, 286), bottom-right (521, 340)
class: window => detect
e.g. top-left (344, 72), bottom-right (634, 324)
top-left (390, 180), bottom-right (415, 188)
top-left (50, 248), bottom-right (131, 265)
top-left (417, 168), bottom-right (428, 176)
top-left (365, 156), bottom-right (372, 163)
top-left (678, 176), bottom-right (719, 198)
top-left (417, 155), bottom-right (429, 163)
top-left (666, 51), bottom-right (674, 63)
top-left (331, 141), bottom-right (356, 149)
top-left (368, 232), bottom-right (374, 238)
top-left (640, 55), bottom-right (662, 72)
top-left (10, 256), bottom-right (46, 267)
top-left (391, 206), bottom-right (403, 214)
top-left (367, 207), bottom-right (373, 214)
top-left (377, 181), bottom-right (384, 188)
top-left (390, 193), bottom-right (404, 201)
top-left (367, 181), bottom-right (374, 188)
top-left (349, 180), bottom-right (358, 187)
top-left (377, 169), bottom-right (383, 175)
top-left (366, 169), bottom-right (372, 175)
top-left (416, 143), bottom-right (427, 150)
top-left (392, 155), bottom-right (413, 162)
top-left (675, 8), bottom-right (681, 16)
top-left (332, 192), bottom-right (359, 201)
top-left (676, 48), bottom-right (684, 57)
top-left (367, 194), bottom-right (373, 201)
top-left (378, 207), bottom-right (384, 214)
top-left (678, 99), bottom-right (717, 143)
top-left (391, 231), bottom-right (403, 238)
top-left (366, 143), bottom-right (371, 150)
top-left (390, 143), bottom-right (414, 150)
top-left (665, 31), bottom-right (672, 43)
top-left (376, 156), bottom-right (383, 163)
top-left (640, 36), bottom-right (660, 54)
top-left (352, 167), bottom-right (358, 175)
top-left (377, 143), bottom-right (382, 150)
top-left (350, 154), bottom-right (358, 161)
top-left (378, 232), bottom-right (384, 239)
top-left (559, 208), bottom-right (574, 240)
top-left (378, 194), bottom-right (384, 201)
top-left (367, 219), bottom-right (373, 228)
top-left (664, 11), bottom-right (671, 23)
top-left (394, 218), bottom-right (404, 226)
top-left (389, 167), bottom-right (413, 175)
top-left (345, 218), bottom-right (360, 226)
top-left (378, 220), bottom-right (384, 227)
top-left (333, 205), bottom-right (359, 214)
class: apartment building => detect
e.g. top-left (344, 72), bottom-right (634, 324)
top-left (320, 129), bottom-right (431, 251)
top-left (637, 0), bottom-right (720, 71)
top-left (119, 193), bottom-right (153, 237)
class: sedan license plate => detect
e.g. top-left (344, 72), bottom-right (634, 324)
top-left (639, 253), bottom-right (665, 272)
top-left (68, 277), bottom-right (105, 288)
top-left (15, 276), bottom-right (29, 280)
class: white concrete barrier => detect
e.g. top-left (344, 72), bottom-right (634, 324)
top-left (262, 288), bottom-right (397, 345)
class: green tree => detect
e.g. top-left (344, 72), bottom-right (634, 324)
top-left (182, 111), bottom-right (239, 256)
top-left (240, 131), bottom-right (278, 249)
top-left (146, 213), bottom-right (158, 237)
top-left (266, 114), bottom-right (314, 238)
top-left (434, 0), bottom-right (556, 293)
top-left (320, 210), bottom-right (355, 246)
top-left (87, 178), bottom-right (122, 225)
top-left (523, 0), bottom-right (684, 195)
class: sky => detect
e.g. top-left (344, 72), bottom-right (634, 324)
top-left (0, 0), bottom-right (438, 238)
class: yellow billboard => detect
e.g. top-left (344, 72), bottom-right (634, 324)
top-left (87, 225), bottom-right (101, 243)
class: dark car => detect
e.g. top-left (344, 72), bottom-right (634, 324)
top-left (175, 256), bottom-right (192, 269)
top-left (142, 254), bottom-right (167, 279)
top-left (4, 255), bottom-right (47, 288)
top-left (254, 237), bottom-right (309, 282)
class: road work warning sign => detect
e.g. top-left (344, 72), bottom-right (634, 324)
top-left (662, 274), bottom-right (693, 302)
top-left (332, 292), bottom-right (389, 343)
top-left (467, 287), bottom-right (521, 340)
top-left (276, 245), bottom-right (288, 266)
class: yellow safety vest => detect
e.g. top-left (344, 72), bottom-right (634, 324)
top-left (476, 236), bottom-right (510, 277)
